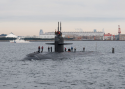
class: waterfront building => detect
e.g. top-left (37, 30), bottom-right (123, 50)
top-left (40, 30), bottom-right (104, 40)
top-left (39, 29), bottom-right (43, 36)
top-left (119, 34), bottom-right (125, 40)
top-left (39, 34), bottom-right (65, 39)
top-left (6, 32), bottom-right (17, 38)
top-left (45, 31), bottom-right (104, 36)
top-left (0, 34), bottom-right (7, 37)
top-left (93, 29), bottom-right (97, 32)
top-left (115, 35), bottom-right (119, 40)
top-left (103, 33), bottom-right (115, 40)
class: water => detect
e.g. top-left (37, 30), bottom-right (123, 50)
top-left (0, 41), bottom-right (125, 89)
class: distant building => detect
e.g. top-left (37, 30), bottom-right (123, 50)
top-left (39, 30), bottom-right (104, 40)
top-left (39, 32), bottom-right (65, 39)
top-left (103, 33), bottom-right (115, 40)
top-left (45, 31), bottom-right (104, 36)
top-left (93, 29), bottom-right (97, 32)
top-left (119, 34), bottom-right (125, 40)
top-left (39, 34), bottom-right (56, 39)
top-left (39, 29), bottom-right (43, 36)
top-left (115, 35), bottom-right (119, 40)
top-left (0, 34), bottom-right (7, 37)
top-left (6, 32), bottom-right (17, 38)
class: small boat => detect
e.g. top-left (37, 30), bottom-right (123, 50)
top-left (10, 37), bottom-right (30, 43)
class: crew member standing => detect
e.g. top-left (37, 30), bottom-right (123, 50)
top-left (51, 46), bottom-right (52, 52)
top-left (48, 47), bottom-right (50, 52)
top-left (71, 46), bottom-right (73, 52)
top-left (38, 46), bottom-right (40, 53)
top-left (41, 46), bottom-right (43, 52)
top-left (65, 47), bottom-right (66, 52)
top-left (74, 47), bottom-right (76, 52)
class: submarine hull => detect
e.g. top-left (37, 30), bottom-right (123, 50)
top-left (24, 51), bottom-right (94, 60)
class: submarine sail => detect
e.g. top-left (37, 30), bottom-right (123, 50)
top-left (46, 22), bottom-right (72, 52)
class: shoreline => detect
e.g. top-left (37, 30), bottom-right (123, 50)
top-left (0, 40), bottom-right (125, 42)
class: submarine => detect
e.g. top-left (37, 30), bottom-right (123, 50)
top-left (25, 22), bottom-right (94, 60)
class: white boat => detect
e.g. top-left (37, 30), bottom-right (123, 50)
top-left (10, 37), bottom-right (30, 43)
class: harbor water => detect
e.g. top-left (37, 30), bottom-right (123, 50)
top-left (0, 41), bottom-right (125, 89)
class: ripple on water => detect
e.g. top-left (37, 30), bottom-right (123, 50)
top-left (1, 41), bottom-right (125, 89)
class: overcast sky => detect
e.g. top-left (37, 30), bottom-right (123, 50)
top-left (0, 0), bottom-right (125, 36)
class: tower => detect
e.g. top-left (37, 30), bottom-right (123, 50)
top-left (39, 29), bottom-right (43, 36)
top-left (118, 25), bottom-right (121, 34)
top-left (118, 25), bottom-right (121, 40)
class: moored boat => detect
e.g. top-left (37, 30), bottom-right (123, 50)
top-left (10, 37), bottom-right (30, 43)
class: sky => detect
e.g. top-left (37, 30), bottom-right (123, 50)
top-left (0, 0), bottom-right (125, 36)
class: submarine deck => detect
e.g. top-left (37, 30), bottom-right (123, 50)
top-left (25, 51), bottom-right (95, 60)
